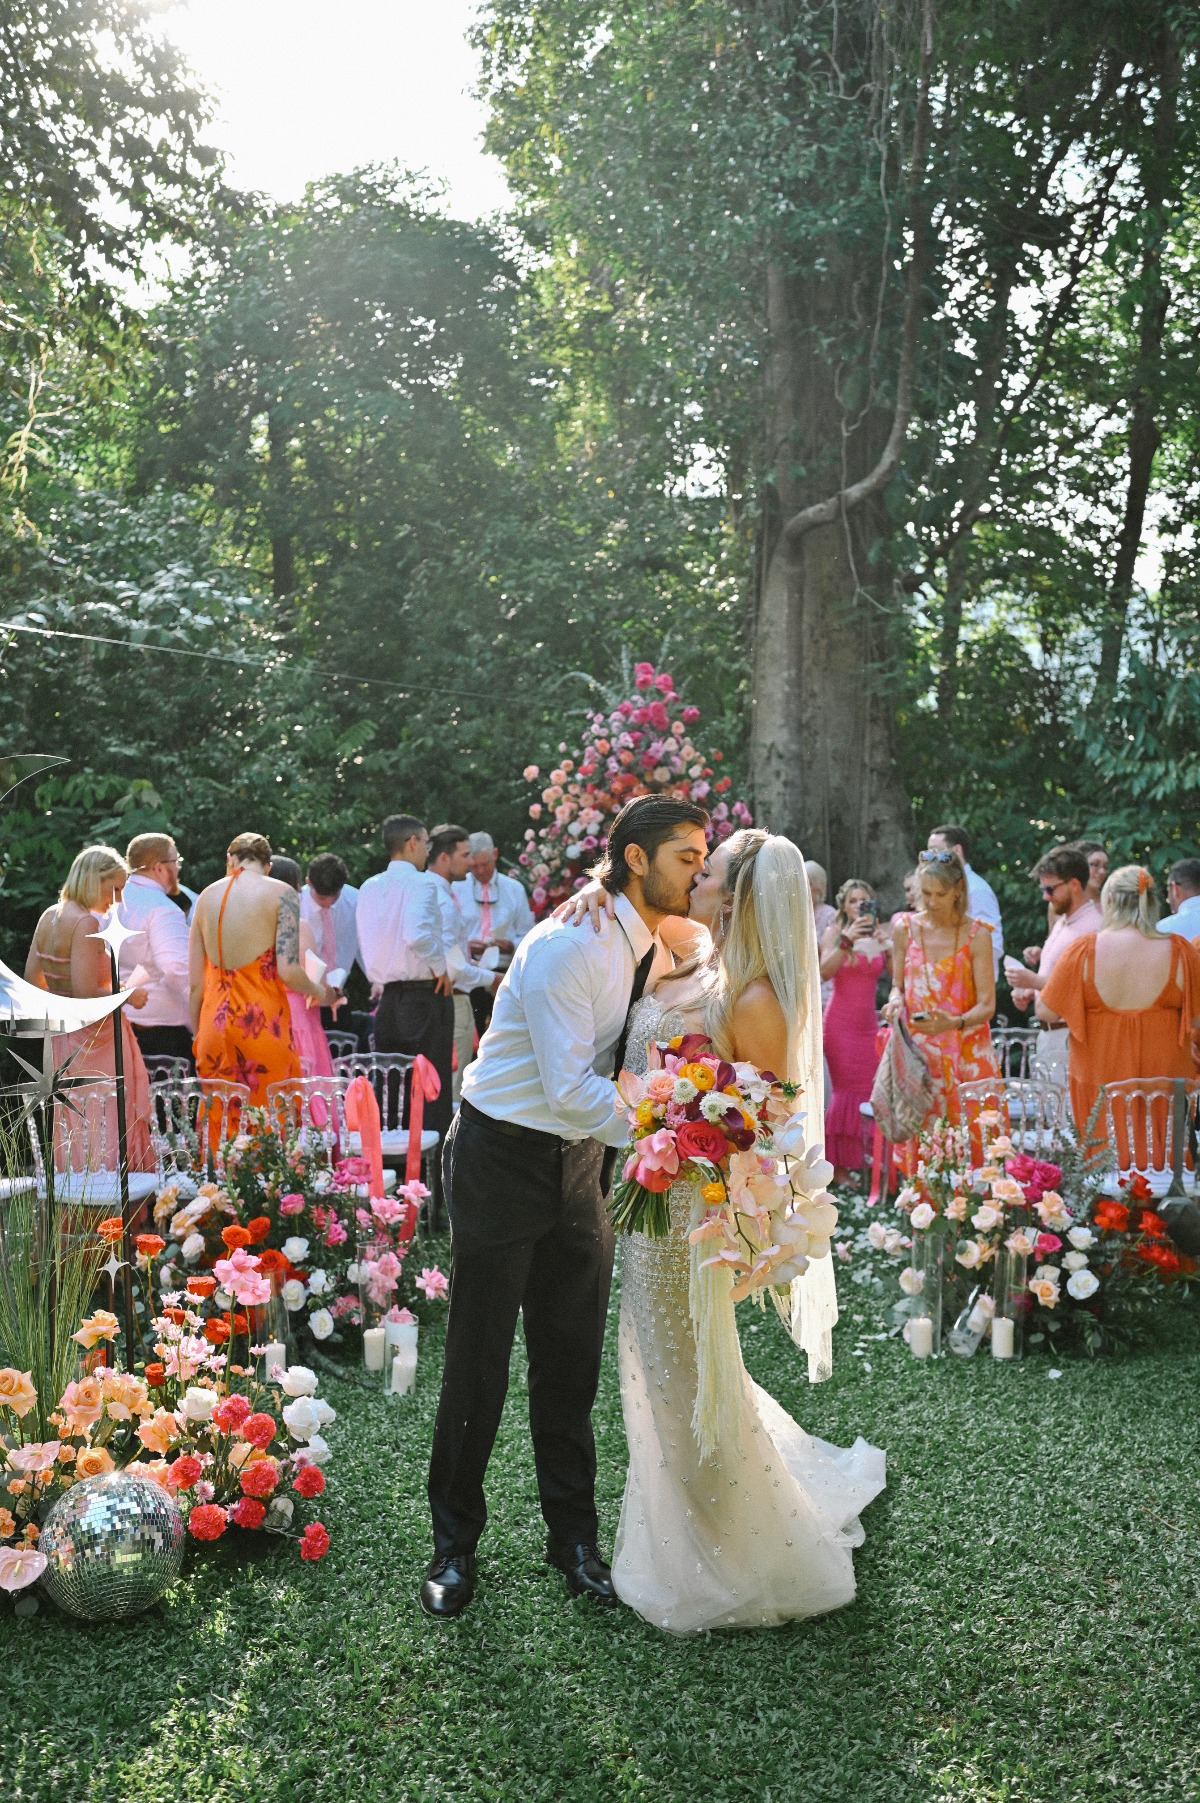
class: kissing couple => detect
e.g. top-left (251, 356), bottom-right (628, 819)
top-left (423, 793), bottom-right (885, 1632)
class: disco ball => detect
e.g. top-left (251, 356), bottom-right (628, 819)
top-left (40, 1471), bottom-right (185, 1622)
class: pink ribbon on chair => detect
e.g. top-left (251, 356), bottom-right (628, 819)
top-left (343, 1075), bottom-right (384, 1202)
top-left (407, 1054), bottom-right (441, 1185)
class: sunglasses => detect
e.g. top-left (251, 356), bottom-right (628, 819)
top-left (1039, 879), bottom-right (1065, 897)
top-left (919, 849), bottom-right (961, 866)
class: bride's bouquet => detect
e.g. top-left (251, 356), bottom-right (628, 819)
top-left (614, 1033), bottom-right (838, 1300)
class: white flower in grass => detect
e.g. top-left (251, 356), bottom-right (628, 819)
top-left (263, 1496), bottom-right (294, 1532)
top-left (305, 1434), bottom-right (332, 1466)
top-left (308, 1308), bottom-right (335, 1341)
top-left (883, 1228), bottom-right (908, 1257)
top-left (1066, 1268), bottom-right (1100, 1300)
top-left (311, 1398), bottom-right (336, 1427)
top-left (282, 1396), bottom-right (322, 1441)
top-left (866, 1221), bottom-right (889, 1250)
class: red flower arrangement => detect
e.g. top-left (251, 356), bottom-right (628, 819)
top-left (299, 1521), bottom-right (330, 1562)
top-left (230, 1497), bottom-right (266, 1530)
top-left (292, 1464), bottom-right (325, 1499)
top-left (239, 1457), bottom-right (279, 1498)
top-left (188, 1503), bottom-right (227, 1541)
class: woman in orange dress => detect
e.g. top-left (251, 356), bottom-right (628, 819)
top-left (1041, 864), bottom-right (1200, 1148)
top-left (24, 844), bottom-right (156, 1171)
top-left (190, 832), bottom-right (327, 1104)
top-left (886, 849), bottom-right (999, 1144)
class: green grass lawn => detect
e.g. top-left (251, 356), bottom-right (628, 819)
top-left (4, 1261), bottom-right (1199, 1803)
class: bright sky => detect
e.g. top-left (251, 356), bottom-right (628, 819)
top-left (158, 0), bottom-right (511, 220)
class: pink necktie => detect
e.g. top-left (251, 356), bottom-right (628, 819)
top-left (479, 883), bottom-right (493, 940)
top-left (320, 904), bottom-right (337, 969)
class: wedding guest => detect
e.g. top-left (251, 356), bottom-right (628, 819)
top-left (25, 845), bottom-right (155, 1169)
top-left (819, 879), bottom-right (887, 1184)
top-left (927, 823), bottom-right (1004, 976)
top-left (455, 831), bottom-right (534, 1037)
top-left (1075, 839), bottom-right (1109, 905)
top-left (427, 823), bottom-right (500, 1102)
top-left (191, 832), bottom-right (321, 1102)
top-left (300, 853), bottom-right (361, 1022)
top-left (270, 856), bottom-right (335, 1078)
top-left (356, 814), bottom-right (454, 1139)
top-left (886, 849), bottom-right (998, 1138)
top-left (1004, 844), bottom-right (1100, 1086)
top-left (1157, 858), bottom-right (1200, 942)
top-left (805, 860), bottom-right (837, 1009)
top-left (118, 832), bottom-right (194, 1066)
top-left (1042, 864), bottom-right (1200, 1145)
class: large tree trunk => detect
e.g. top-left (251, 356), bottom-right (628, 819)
top-left (750, 261), bottom-right (913, 900)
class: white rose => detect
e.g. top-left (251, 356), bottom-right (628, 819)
top-left (1033, 1262), bottom-right (1061, 1284)
top-left (263, 1495), bottom-right (294, 1532)
top-left (1066, 1268), bottom-right (1100, 1300)
top-left (308, 1308), bottom-right (335, 1341)
top-left (282, 1395), bottom-right (321, 1441)
top-left (1062, 1250), bottom-right (1090, 1272)
top-left (672, 1078), bottom-right (698, 1104)
top-left (866, 1220), bottom-right (888, 1250)
top-left (181, 1232), bottom-right (205, 1264)
top-left (910, 1202), bottom-right (935, 1231)
top-left (278, 1365), bottom-right (319, 1397)
top-left (305, 1433), bottom-right (332, 1466)
top-left (307, 1268), bottom-right (328, 1297)
top-left (282, 1237), bottom-right (310, 1264)
top-left (214, 1288), bottom-right (232, 1310)
top-left (182, 1385), bottom-right (218, 1421)
top-left (883, 1228), bottom-right (908, 1256)
top-left (971, 1204), bottom-right (1002, 1232)
top-left (345, 1262), bottom-right (361, 1285)
top-left (281, 1278), bottom-right (307, 1312)
top-left (311, 1397), bottom-right (336, 1427)
top-left (1067, 1226), bottom-right (1096, 1250)
top-left (313, 1172), bottom-right (332, 1193)
top-left (898, 1267), bottom-right (924, 1295)
top-left (955, 1238), bottom-right (982, 1270)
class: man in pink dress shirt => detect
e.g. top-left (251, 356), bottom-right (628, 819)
top-left (1005, 843), bottom-right (1100, 1084)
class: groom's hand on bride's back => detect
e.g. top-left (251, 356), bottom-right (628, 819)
top-left (553, 879), bottom-right (614, 933)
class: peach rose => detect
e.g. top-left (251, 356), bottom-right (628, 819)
top-left (137, 1408), bottom-right (179, 1456)
top-left (58, 1375), bottom-right (105, 1434)
top-left (102, 1371), bottom-right (150, 1420)
top-left (72, 1309), bottom-right (120, 1349)
top-left (134, 1458), bottom-right (171, 1490)
top-left (74, 1446), bottom-right (115, 1479)
top-left (0, 1368), bottom-right (37, 1419)
top-left (0, 1507), bottom-right (14, 1537)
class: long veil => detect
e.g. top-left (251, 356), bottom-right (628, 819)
top-left (752, 837), bottom-right (838, 1382)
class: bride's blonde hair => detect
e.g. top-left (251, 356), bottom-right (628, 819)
top-left (704, 828), bottom-right (820, 1087)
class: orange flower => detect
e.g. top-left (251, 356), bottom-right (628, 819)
top-left (246, 1216), bottom-right (272, 1244)
top-left (204, 1318), bottom-right (231, 1344)
top-left (1139, 1211), bottom-right (1169, 1240)
top-left (1093, 1199), bottom-right (1130, 1233)
top-left (162, 1307), bottom-right (186, 1325)
top-left (143, 1362), bottom-right (166, 1387)
top-left (232, 1311), bottom-right (248, 1336)
top-left (75, 1446), bottom-right (115, 1480)
top-left (96, 1216), bottom-right (124, 1245)
top-left (221, 1224), bottom-right (253, 1251)
top-left (255, 1249), bottom-right (287, 1277)
top-left (186, 1275), bottom-right (217, 1299)
top-left (0, 1368), bottom-right (38, 1419)
top-left (135, 1233), bottom-right (166, 1260)
top-left (0, 1507), bottom-right (15, 1537)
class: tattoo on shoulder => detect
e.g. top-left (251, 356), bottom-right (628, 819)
top-left (276, 890), bottom-right (300, 965)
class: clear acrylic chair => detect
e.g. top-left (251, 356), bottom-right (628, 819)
top-left (142, 1055), bottom-right (192, 1086)
top-left (958, 1077), bottom-right (1068, 1156)
top-left (264, 1075), bottom-right (397, 1194)
top-left (325, 1031), bottom-right (360, 1063)
top-left (332, 1052), bottom-right (440, 1217)
top-left (151, 1078), bottom-right (250, 1187)
top-left (1102, 1078), bottom-right (1200, 1195)
top-left (992, 1027), bottom-right (1040, 1080)
top-left (22, 1080), bottom-right (162, 1211)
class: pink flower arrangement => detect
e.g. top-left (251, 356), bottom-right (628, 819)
top-left (415, 1266), bottom-right (449, 1301)
top-left (519, 662), bottom-right (753, 913)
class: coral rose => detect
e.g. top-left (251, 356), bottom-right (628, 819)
top-left (75, 1446), bottom-right (115, 1479)
top-left (186, 1275), bottom-right (217, 1299)
top-left (96, 1215), bottom-right (124, 1244)
top-left (59, 1376), bottom-right (105, 1433)
top-left (1093, 1199), bottom-right (1131, 1233)
top-left (239, 1457), bottom-right (279, 1498)
top-left (299, 1520), bottom-right (330, 1561)
top-left (221, 1224), bottom-right (253, 1251)
top-left (246, 1216), bottom-right (272, 1244)
top-left (143, 1362), bottom-right (166, 1387)
top-left (255, 1248), bottom-right (287, 1277)
top-left (135, 1233), bottom-right (166, 1260)
top-left (212, 1393), bottom-right (253, 1433)
top-left (187, 1503), bottom-right (227, 1541)
top-left (230, 1496), bottom-right (265, 1530)
top-left (0, 1369), bottom-right (37, 1419)
top-left (674, 1120), bottom-right (729, 1165)
top-left (204, 1318), bottom-right (231, 1345)
top-left (292, 1463), bottom-right (325, 1498)
top-left (241, 1412), bottom-right (277, 1450)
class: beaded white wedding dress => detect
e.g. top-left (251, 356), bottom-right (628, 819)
top-left (611, 993), bottom-right (887, 1634)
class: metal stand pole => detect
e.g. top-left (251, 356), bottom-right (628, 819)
top-left (108, 950), bottom-right (135, 1359)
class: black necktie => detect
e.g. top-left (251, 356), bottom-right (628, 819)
top-left (600, 943), bottom-right (656, 1193)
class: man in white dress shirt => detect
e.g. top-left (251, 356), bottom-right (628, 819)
top-left (454, 830), bottom-right (535, 1037)
top-left (1158, 859), bottom-right (1200, 942)
top-left (355, 814), bottom-right (454, 1138)
top-left (427, 823), bottom-right (500, 1102)
top-left (300, 853), bottom-right (360, 1028)
top-left (119, 833), bottom-right (194, 1065)
top-left (422, 794), bottom-right (710, 1620)
top-left (928, 823), bottom-right (1004, 976)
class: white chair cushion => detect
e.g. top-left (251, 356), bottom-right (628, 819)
top-left (4, 1171), bottom-right (160, 1205)
top-left (346, 1129), bottom-right (439, 1158)
top-left (349, 1169), bottom-right (398, 1196)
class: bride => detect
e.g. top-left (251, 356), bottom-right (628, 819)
top-left (599, 828), bottom-right (886, 1633)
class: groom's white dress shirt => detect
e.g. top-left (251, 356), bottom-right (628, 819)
top-left (461, 893), bottom-right (670, 1145)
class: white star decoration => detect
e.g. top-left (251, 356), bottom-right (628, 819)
top-left (89, 905), bottom-right (144, 969)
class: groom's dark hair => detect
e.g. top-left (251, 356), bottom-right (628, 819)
top-left (596, 795), bottom-right (710, 895)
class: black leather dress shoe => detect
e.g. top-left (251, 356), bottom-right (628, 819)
top-left (546, 1537), bottom-right (617, 1604)
top-left (420, 1551), bottom-right (477, 1618)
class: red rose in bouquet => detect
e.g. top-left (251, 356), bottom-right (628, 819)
top-left (1139, 1210), bottom-right (1169, 1239)
top-left (674, 1120), bottom-right (730, 1166)
top-left (1094, 1198), bottom-right (1131, 1232)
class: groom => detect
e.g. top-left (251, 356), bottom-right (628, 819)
top-left (422, 794), bottom-right (710, 1617)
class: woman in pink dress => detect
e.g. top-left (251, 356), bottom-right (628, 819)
top-left (885, 850), bottom-right (999, 1148)
top-left (25, 844), bottom-right (156, 1173)
top-left (268, 857), bottom-right (334, 1078)
top-left (819, 880), bottom-right (888, 1184)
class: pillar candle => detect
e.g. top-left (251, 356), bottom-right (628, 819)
top-left (390, 1348), bottom-right (418, 1395)
top-left (363, 1326), bottom-right (386, 1372)
top-left (991, 1316), bottom-right (1015, 1360)
top-left (908, 1316), bottom-right (933, 1359)
top-left (262, 1341), bottom-right (287, 1376)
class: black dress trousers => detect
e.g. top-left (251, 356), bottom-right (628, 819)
top-left (427, 1102), bottom-right (615, 1555)
top-left (373, 981), bottom-right (454, 1139)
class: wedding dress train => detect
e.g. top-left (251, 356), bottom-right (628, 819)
top-left (611, 995), bottom-right (886, 1634)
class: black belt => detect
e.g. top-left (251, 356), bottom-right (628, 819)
top-left (460, 1097), bottom-right (567, 1147)
top-left (382, 979), bottom-right (437, 992)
